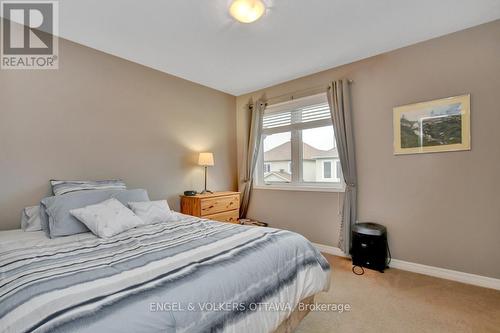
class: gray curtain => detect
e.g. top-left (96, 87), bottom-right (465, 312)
top-left (327, 80), bottom-right (357, 254)
top-left (240, 99), bottom-right (266, 218)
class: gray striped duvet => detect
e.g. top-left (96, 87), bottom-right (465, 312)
top-left (0, 213), bottom-right (330, 333)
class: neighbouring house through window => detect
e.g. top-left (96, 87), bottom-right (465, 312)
top-left (256, 93), bottom-right (344, 191)
top-left (323, 161), bottom-right (332, 178)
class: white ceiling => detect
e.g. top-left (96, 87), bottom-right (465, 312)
top-left (52, 1), bottom-right (500, 95)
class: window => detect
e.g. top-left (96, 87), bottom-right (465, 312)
top-left (262, 132), bottom-right (291, 183)
top-left (255, 93), bottom-right (344, 191)
top-left (323, 161), bottom-right (332, 178)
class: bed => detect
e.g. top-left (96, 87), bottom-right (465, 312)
top-left (0, 212), bottom-right (330, 333)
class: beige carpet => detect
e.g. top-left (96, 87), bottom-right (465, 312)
top-left (296, 254), bottom-right (500, 333)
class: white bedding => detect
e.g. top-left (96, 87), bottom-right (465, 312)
top-left (0, 229), bottom-right (96, 250)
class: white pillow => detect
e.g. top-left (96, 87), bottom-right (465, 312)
top-left (70, 198), bottom-right (144, 238)
top-left (128, 200), bottom-right (174, 225)
top-left (21, 206), bottom-right (42, 232)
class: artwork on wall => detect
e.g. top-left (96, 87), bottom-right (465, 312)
top-left (393, 94), bottom-right (470, 155)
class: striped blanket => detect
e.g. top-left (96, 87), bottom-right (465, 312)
top-left (0, 213), bottom-right (330, 333)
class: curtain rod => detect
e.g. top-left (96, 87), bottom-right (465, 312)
top-left (249, 79), bottom-right (353, 108)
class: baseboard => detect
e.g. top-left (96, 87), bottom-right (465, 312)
top-left (313, 243), bottom-right (500, 291)
top-left (389, 259), bottom-right (500, 290)
top-left (312, 243), bottom-right (348, 257)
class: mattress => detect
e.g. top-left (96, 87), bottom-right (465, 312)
top-left (0, 213), bottom-right (330, 333)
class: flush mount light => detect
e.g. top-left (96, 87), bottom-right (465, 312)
top-left (229, 0), bottom-right (266, 23)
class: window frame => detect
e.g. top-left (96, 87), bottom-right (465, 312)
top-left (254, 93), bottom-right (345, 193)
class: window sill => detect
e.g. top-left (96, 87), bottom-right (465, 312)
top-left (253, 185), bottom-right (345, 193)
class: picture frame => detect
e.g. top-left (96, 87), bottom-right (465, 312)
top-left (393, 94), bottom-right (471, 155)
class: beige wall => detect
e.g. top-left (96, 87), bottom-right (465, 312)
top-left (0, 34), bottom-right (237, 230)
top-left (237, 20), bottom-right (500, 279)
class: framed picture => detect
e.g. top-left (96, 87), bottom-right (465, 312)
top-left (393, 94), bottom-right (470, 155)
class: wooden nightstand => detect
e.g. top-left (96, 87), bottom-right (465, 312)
top-left (180, 191), bottom-right (240, 223)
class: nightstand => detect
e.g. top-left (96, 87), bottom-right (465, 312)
top-left (180, 191), bottom-right (240, 223)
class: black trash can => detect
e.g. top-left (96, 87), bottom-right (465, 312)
top-left (351, 223), bottom-right (388, 273)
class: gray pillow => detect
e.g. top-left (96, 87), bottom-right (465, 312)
top-left (42, 189), bottom-right (149, 238)
top-left (39, 201), bottom-right (50, 236)
top-left (112, 189), bottom-right (149, 205)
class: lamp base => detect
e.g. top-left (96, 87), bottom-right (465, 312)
top-left (201, 165), bottom-right (213, 195)
top-left (200, 189), bottom-right (213, 195)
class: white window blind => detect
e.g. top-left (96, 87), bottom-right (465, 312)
top-left (262, 93), bottom-right (331, 132)
top-left (262, 112), bottom-right (292, 129)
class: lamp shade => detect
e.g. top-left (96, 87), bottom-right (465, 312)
top-left (198, 152), bottom-right (214, 166)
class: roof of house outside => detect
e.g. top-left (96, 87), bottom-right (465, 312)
top-left (263, 171), bottom-right (291, 182)
top-left (264, 142), bottom-right (338, 161)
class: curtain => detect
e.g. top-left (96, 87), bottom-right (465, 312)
top-left (240, 99), bottom-right (266, 218)
top-left (327, 80), bottom-right (357, 254)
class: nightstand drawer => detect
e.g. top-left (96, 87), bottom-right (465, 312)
top-left (204, 209), bottom-right (239, 223)
top-left (200, 194), bottom-right (240, 216)
top-left (180, 191), bottom-right (240, 224)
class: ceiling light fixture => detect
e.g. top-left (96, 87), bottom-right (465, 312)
top-left (229, 0), bottom-right (266, 23)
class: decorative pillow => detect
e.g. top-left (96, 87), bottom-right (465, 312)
top-left (41, 189), bottom-right (150, 238)
top-left (128, 200), bottom-right (174, 225)
top-left (50, 179), bottom-right (126, 196)
top-left (20, 206), bottom-right (42, 231)
top-left (70, 198), bottom-right (145, 238)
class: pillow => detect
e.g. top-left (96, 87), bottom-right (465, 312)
top-left (70, 198), bottom-right (145, 238)
top-left (50, 179), bottom-right (126, 196)
top-left (41, 189), bottom-right (149, 238)
top-left (39, 201), bottom-right (50, 236)
top-left (128, 200), bottom-right (174, 225)
top-left (20, 206), bottom-right (42, 231)
top-left (112, 189), bottom-right (150, 205)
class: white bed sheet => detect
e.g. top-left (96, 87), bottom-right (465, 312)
top-left (0, 229), bottom-right (96, 250)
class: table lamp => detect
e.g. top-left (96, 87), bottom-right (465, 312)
top-left (198, 152), bottom-right (214, 194)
